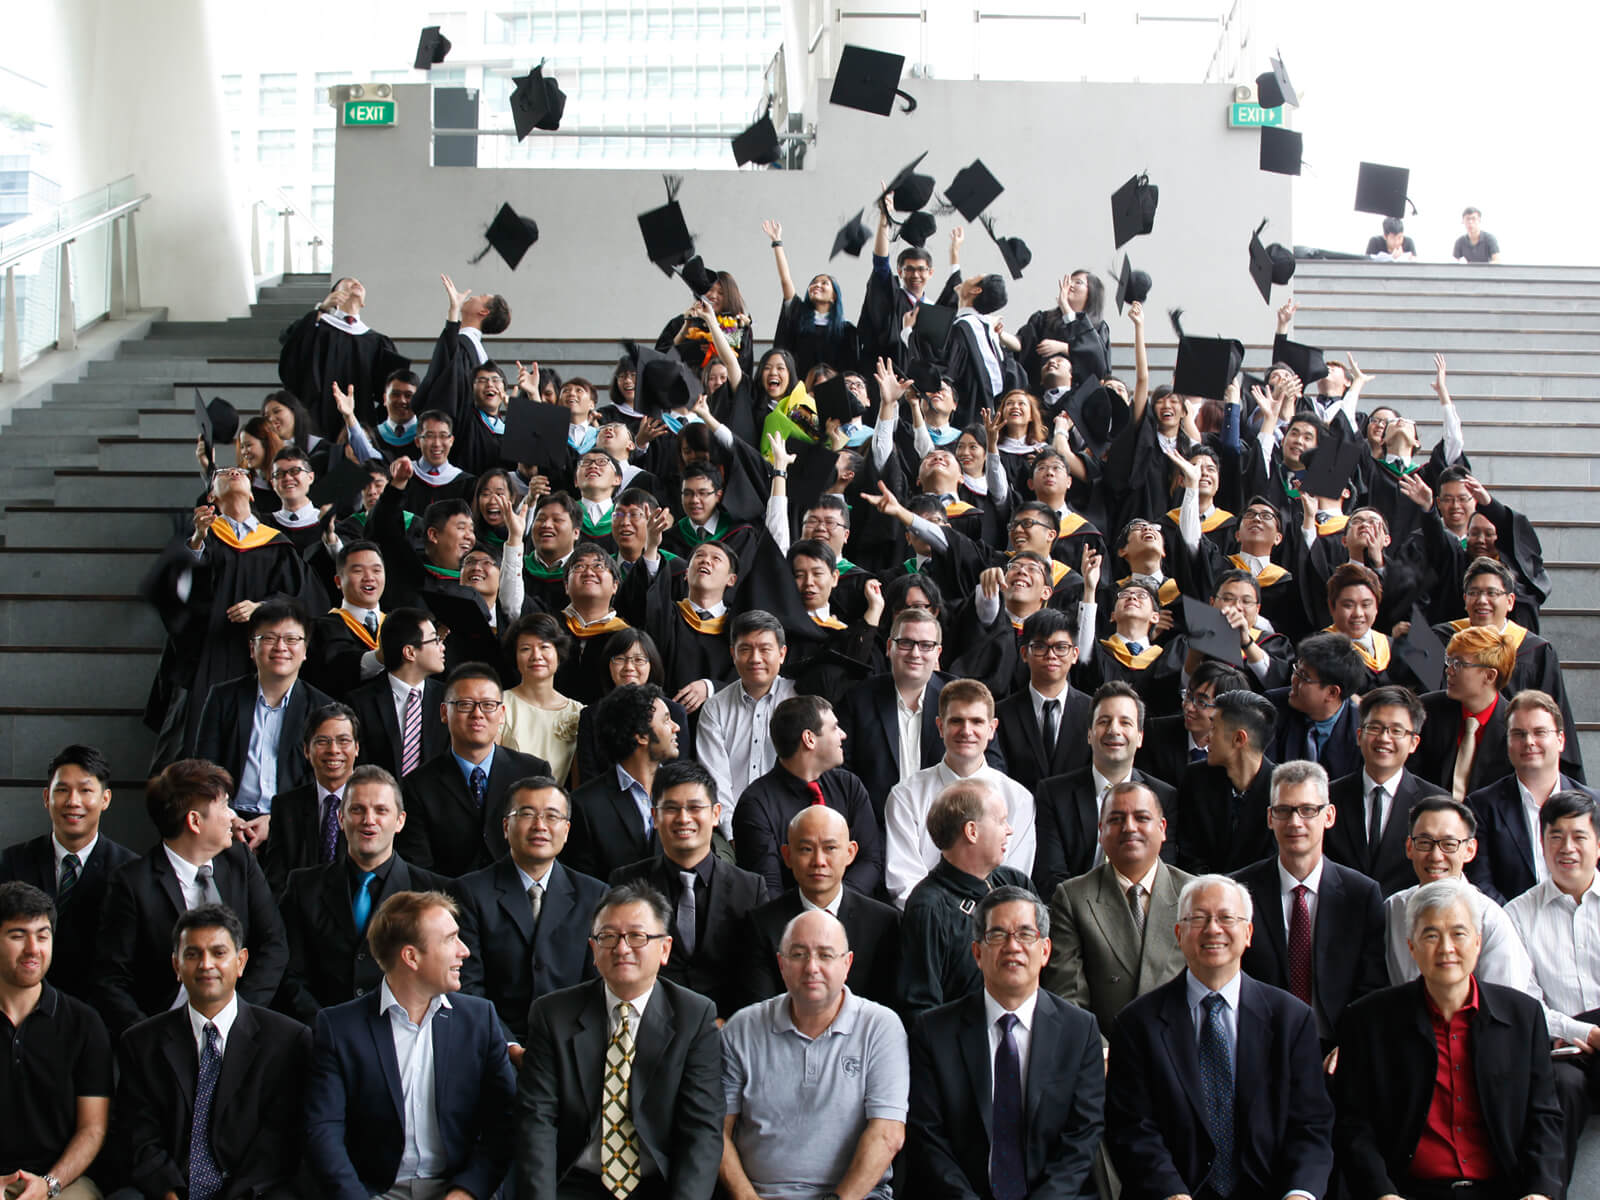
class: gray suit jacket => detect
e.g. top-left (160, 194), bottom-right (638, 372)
top-left (1041, 859), bottom-right (1194, 1037)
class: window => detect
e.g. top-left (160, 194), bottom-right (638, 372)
top-left (259, 72), bottom-right (297, 115)
top-left (230, 131), bottom-right (241, 165)
top-left (312, 128), bottom-right (334, 172)
top-left (371, 70), bottom-right (410, 83)
top-left (257, 129), bottom-right (295, 169)
top-left (311, 184), bottom-right (334, 231)
top-left (313, 70), bottom-right (352, 104)
top-left (221, 74), bottom-right (242, 109)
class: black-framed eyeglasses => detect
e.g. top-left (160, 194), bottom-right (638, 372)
top-left (1410, 836), bottom-right (1467, 854)
top-left (1269, 803), bottom-right (1328, 821)
top-left (1180, 689), bottom-right (1217, 710)
top-left (1360, 721), bottom-right (1415, 740)
top-left (980, 927), bottom-right (1043, 946)
top-left (446, 699), bottom-right (503, 715)
top-left (1028, 640), bottom-right (1076, 659)
top-left (591, 930), bottom-right (670, 949)
top-left (892, 638), bottom-right (940, 655)
top-left (508, 808), bottom-right (571, 825)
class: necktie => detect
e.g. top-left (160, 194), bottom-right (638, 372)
top-left (194, 863), bottom-right (222, 908)
top-left (1366, 785), bottom-right (1386, 870)
top-left (1126, 882), bottom-right (1146, 937)
top-left (695, 608), bottom-right (712, 620)
top-left (364, 611), bottom-right (379, 637)
top-left (1041, 699), bottom-right (1060, 756)
top-left (57, 852), bottom-right (81, 904)
top-left (1452, 716), bottom-right (1481, 800)
top-left (188, 1022), bottom-right (225, 1200)
top-left (1306, 725), bottom-right (1325, 761)
top-left (1288, 884), bottom-right (1313, 1005)
top-left (989, 1012), bottom-right (1026, 1200)
top-left (1125, 641), bottom-right (1144, 655)
top-left (529, 883), bottom-right (543, 926)
top-left (352, 870), bottom-right (377, 933)
top-left (401, 689), bottom-right (422, 776)
top-left (320, 794), bottom-right (341, 863)
top-left (1189, 746), bottom-right (1209, 764)
top-left (806, 780), bottom-right (826, 806)
top-left (676, 869), bottom-right (698, 956)
top-left (601, 1002), bottom-right (642, 1197)
top-left (1198, 993), bottom-right (1237, 1198)
top-left (469, 765), bottom-right (488, 808)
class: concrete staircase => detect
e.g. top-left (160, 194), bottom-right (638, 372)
top-left (1, 264), bottom-right (1597, 847)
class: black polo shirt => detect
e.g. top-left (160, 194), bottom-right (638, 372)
top-left (0, 984), bottom-right (112, 1174)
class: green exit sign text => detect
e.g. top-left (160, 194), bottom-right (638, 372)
top-left (343, 100), bottom-right (396, 127)
top-left (1229, 102), bottom-right (1283, 128)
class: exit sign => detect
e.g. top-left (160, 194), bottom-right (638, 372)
top-left (1229, 102), bottom-right (1284, 128)
top-left (343, 100), bottom-right (396, 127)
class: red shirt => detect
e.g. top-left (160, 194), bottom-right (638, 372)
top-left (1460, 694), bottom-right (1498, 746)
top-left (1410, 978), bottom-right (1499, 1181)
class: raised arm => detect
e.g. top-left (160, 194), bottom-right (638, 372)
top-left (697, 298), bottom-right (744, 392)
top-left (1127, 302), bottom-right (1149, 426)
top-left (762, 219), bottom-right (796, 302)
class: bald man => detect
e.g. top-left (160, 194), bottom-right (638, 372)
top-left (739, 806), bottom-right (901, 1010)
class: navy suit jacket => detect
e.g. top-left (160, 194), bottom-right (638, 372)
top-left (1465, 773), bottom-right (1600, 904)
top-left (837, 673), bottom-right (947, 816)
top-left (192, 675), bottom-right (333, 812)
top-left (1032, 765), bottom-right (1176, 897)
top-left (347, 673), bottom-right (449, 781)
top-left (1106, 970), bottom-right (1335, 1200)
top-left (992, 686), bottom-right (1094, 797)
top-left (394, 744), bottom-right (551, 877)
top-left (304, 988), bottom-right (516, 1200)
top-left (562, 770), bottom-right (654, 885)
top-left (1266, 688), bottom-right (1362, 782)
top-left (0, 832), bottom-right (135, 1002)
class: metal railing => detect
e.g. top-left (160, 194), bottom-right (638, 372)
top-left (0, 176), bottom-right (149, 382)
top-left (247, 181), bottom-right (330, 282)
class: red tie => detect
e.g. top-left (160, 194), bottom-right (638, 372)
top-left (806, 780), bottom-right (825, 806)
top-left (1288, 884), bottom-right (1313, 1005)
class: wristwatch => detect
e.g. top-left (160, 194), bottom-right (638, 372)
top-left (43, 1176), bottom-right (62, 1198)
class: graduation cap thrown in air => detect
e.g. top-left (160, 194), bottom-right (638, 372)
top-left (1182, 595), bottom-right (1246, 667)
top-left (1248, 220), bottom-right (1276, 304)
top-left (1398, 605), bottom-right (1448, 692)
top-left (942, 160), bottom-right (1004, 222)
top-left (731, 113), bottom-right (781, 166)
top-left (1274, 334), bottom-right (1329, 385)
top-left (1298, 438), bottom-right (1364, 501)
top-left (830, 210), bottom-right (871, 260)
top-left (1173, 336), bottom-right (1245, 403)
top-left (1268, 242), bottom-right (1296, 286)
top-left (501, 394), bottom-right (572, 478)
top-left (810, 375), bottom-right (864, 426)
top-left (908, 359), bottom-right (946, 396)
top-left (414, 26), bottom-right (451, 70)
top-left (678, 255), bottom-right (718, 298)
top-left (912, 303), bottom-right (955, 351)
top-left (638, 176), bottom-right (695, 276)
top-left (1355, 161), bottom-right (1414, 219)
top-left (977, 216), bottom-right (1030, 281)
top-left (625, 343), bottom-right (705, 415)
top-left (308, 446), bottom-right (374, 509)
top-left (830, 45), bottom-right (918, 116)
top-left (1113, 254), bottom-right (1152, 315)
top-left (1110, 173), bottom-right (1159, 249)
top-left (194, 389), bottom-right (239, 457)
top-left (1256, 54), bottom-right (1299, 109)
top-left (510, 63), bottom-right (566, 139)
top-left (879, 152), bottom-right (934, 214)
top-left (470, 202), bottom-right (539, 270)
top-left (1076, 383), bottom-right (1130, 455)
top-left (1259, 126), bottom-right (1304, 176)
top-left (897, 211), bottom-right (936, 248)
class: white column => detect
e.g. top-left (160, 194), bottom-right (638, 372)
top-left (109, 216), bottom-right (126, 319)
top-left (56, 242), bottom-right (78, 352)
top-left (282, 209), bottom-right (294, 276)
top-left (125, 210), bottom-right (141, 310)
top-left (1, 266), bottom-right (18, 381)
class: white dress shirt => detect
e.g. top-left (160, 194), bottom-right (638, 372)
top-left (162, 844), bottom-right (212, 911)
top-left (1517, 777), bottom-right (1554, 885)
top-left (699, 677), bottom-right (798, 839)
top-left (1088, 765), bottom-right (1133, 868)
top-left (1384, 882), bottom-right (1541, 991)
top-left (1506, 874), bottom-right (1600, 1044)
top-left (389, 673), bottom-right (426, 736)
top-left (895, 687), bottom-right (924, 783)
top-left (983, 987), bottom-right (1039, 1098)
top-left (1361, 772), bottom-right (1400, 844)
top-left (187, 994), bottom-right (240, 1058)
top-left (459, 324), bottom-right (488, 365)
top-left (800, 888), bottom-right (844, 916)
top-left (1113, 860), bottom-right (1162, 923)
top-left (1184, 968), bottom-right (1242, 1070)
top-left (883, 761), bottom-right (1036, 908)
top-left (52, 833), bottom-right (98, 889)
top-left (379, 980), bottom-right (450, 1182)
top-left (1277, 856), bottom-right (1324, 932)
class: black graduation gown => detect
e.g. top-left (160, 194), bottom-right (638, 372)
top-left (1074, 636), bottom-right (1184, 717)
top-left (277, 310), bottom-right (404, 434)
top-left (410, 321), bottom-right (509, 476)
top-left (1103, 411), bottom-right (1197, 533)
top-left (772, 296), bottom-right (860, 379)
top-left (946, 605), bottom-right (1030, 702)
top-left (399, 466), bottom-right (477, 518)
top-left (306, 609), bottom-right (380, 701)
top-left (855, 261), bottom-right (958, 381)
top-left (552, 612), bottom-right (634, 704)
top-left (1016, 307), bottom-right (1113, 390)
top-left (655, 313), bottom-right (755, 380)
top-left (943, 317), bottom-right (1024, 429)
top-left (615, 562), bottom-right (735, 694)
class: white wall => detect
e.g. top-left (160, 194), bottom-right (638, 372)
top-left (334, 80), bottom-right (1289, 343)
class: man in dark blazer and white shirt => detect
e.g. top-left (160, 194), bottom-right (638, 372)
top-left (113, 904), bottom-right (313, 1200)
top-left (456, 775), bottom-right (608, 1044)
top-left (1105, 874), bottom-right (1335, 1200)
top-left (261, 701), bottom-right (361, 896)
top-left (562, 684), bottom-right (678, 885)
top-left (94, 759), bottom-right (288, 1040)
top-left (304, 888), bottom-right (517, 1200)
top-left (1324, 685), bottom-right (1448, 897)
top-left (1265, 633), bottom-right (1367, 783)
top-left (0, 744), bottom-right (136, 1002)
top-left (395, 662), bottom-right (551, 878)
top-left (346, 606), bottom-right (449, 780)
top-left (906, 884), bottom-right (1105, 1199)
top-left (992, 607), bottom-right (1093, 795)
top-left (1233, 760), bottom-right (1388, 1048)
top-left (1333, 876), bottom-right (1565, 1200)
top-left (514, 879), bottom-right (724, 1200)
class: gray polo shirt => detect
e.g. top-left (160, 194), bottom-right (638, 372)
top-left (721, 987), bottom-right (909, 1199)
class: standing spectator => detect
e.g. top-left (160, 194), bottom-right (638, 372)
top-left (1453, 206), bottom-right (1502, 262)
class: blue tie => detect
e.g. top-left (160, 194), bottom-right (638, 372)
top-left (989, 1012), bottom-right (1026, 1200)
top-left (188, 1022), bottom-right (225, 1200)
top-left (1198, 993), bottom-right (1237, 1198)
top-left (1125, 641), bottom-right (1144, 655)
top-left (469, 765), bottom-right (488, 808)
top-left (1306, 726), bottom-right (1324, 761)
top-left (352, 870), bottom-right (377, 934)
top-left (1189, 746), bottom-right (1209, 764)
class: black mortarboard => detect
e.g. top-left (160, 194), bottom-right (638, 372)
top-left (830, 210), bottom-right (871, 259)
top-left (728, 535), bottom-right (835, 647)
top-left (422, 588), bottom-right (509, 678)
top-left (1259, 126), bottom-right (1304, 176)
top-left (980, 216), bottom-right (1030, 281)
top-left (501, 395), bottom-right (572, 478)
top-left (879, 152), bottom-right (933, 214)
top-left (638, 182), bottom-right (695, 275)
top-left (1110, 173), bottom-right (1158, 248)
top-left (469, 202), bottom-right (539, 270)
top-left (1074, 383), bottom-right (1129, 456)
top-left (943, 160), bottom-right (1003, 221)
top-left (912, 303), bottom-right (954, 351)
top-left (731, 114), bottom-right (781, 166)
top-left (626, 343), bottom-right (705, 415)
top-left (1355, 161), bottom-right (1411, 218)
top-left (194, 389), bottom-right (238, 457)
top-left (1268, 243), bottom-right (1296, 285)
top-left (1298, 438), bottom-right (1364, 500)
top-left (829, 45), bottom-right (912, 117)
top-left (1256, 54), bottom-right (1299, 108)
top-left (1173, 336), bottom-right (1245, 402)
top-left (678, 255), bottom-right (718, 297)
top-left (308, 444), bottom-right (373, 509)
top-left (1113, 254), bottom-right (1152, 314)
top-left (810, 376), bottom-right (862, 426)
top-left (897, 211), bottom-right (936, 247)
top-left (1248, 224), bottom-right (1275, 304)
top-left (1182, 596), bottom-right (1246, 666)
top-left (413, 26), bottom-right (451, 70)
top-left (908, 360), bottom-right (945, 396)
top-left (1274, 335), bottom-right (1328, 384)
top-left (1399, 606), bottom-right (1448, 692)
top-left (510, 64), bottom-right (566, 139)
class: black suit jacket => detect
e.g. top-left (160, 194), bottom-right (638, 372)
top-left (837, 673), bottom-right (947, 815)
top-left (739, 887), bottom-right (901, 1010)
top-left (562, 770), bottom-right (654, 884)
top-left (1134, 713), bottom-right (1202, 792)
top-left (95, 843), bottom-right (289, 1039)
top-left (907, 988), bottom-right (1105, 1200)
top-left (1106, 970), bottom-right (1335, 1200)
top-left (1031, 766), bottom-right (1176, 897)
top-left (514, 977), bottom-right (724, 1200)
top-left (274, 853), bottom-right (452, 1025)
top-left (1234, 856), bottom-right (1388, 1040)
top-left (394, 744), bottom-right (551, 877)
top-left (609, 853), bottom-right (769, 1018)
top-left (1465, 773), bottom-right (1600, 904)
top-left (1172, 759), bottom-right (1278, 877)
top-left (456, 856), bottom-right (608, 1040)
top-left (0, 832), bottom-right (135, 1002)
top-left (346, 673), bottom-right (448, 780)
top-left (1409, 689), bottom-right (1514, 799)
top-left (1266, 688), bottom-right (1362, 782)
top-left (192, 676), bottom-right (333, 813)
top-left (115, 1000), bottom-right (313, 1199)
top-left (260, 782), bottom-right (341, 896)
top-left (1333, 979), bottom-right (1564, 1200)
top-left (1324, 769), bottom-right (1445, 897)
top-left (992, 687), bottom-right (1093, 796)
top-left (731, 764), bottom-right (885, 899)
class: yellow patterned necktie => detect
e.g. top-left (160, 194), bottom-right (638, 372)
top-left (600, 1001), bottom-right (642, 1197)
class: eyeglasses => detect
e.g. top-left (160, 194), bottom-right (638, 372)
top-left (1291, 665), bottom-right (1325, 687)
top-left (509, 808), bottom-right (570, 825)
top-left (1241, 508), bottom-right (1279, 524)
top-left (1028, 640), bottom-right (1076, 659)
top-left (1464, 588), bottom-right (1508, 601)
top-left (1509, 727), bottom-right (1560, 743)
top-left (1180, 690), bottom-right (1217, 710)
top-left (804, 517), bottom-right (846, 531)
top-left (892, 638), bottom-right (940, 654)
top-left (781, 948), bottom-right (845, 963)
top-left (1010, 518), bottom-right (1055, 534)
top-left (591, 930), bottom-right (670, 950)
top-left (1443, 657), bottom-right (1487, 673)
top-left (1178, 913), bottom-right (1248, 929)
top-left (270, 466), bottom-right (309, 480)
top-left (417, 432), bottom-right (452, 442)
top-left (253, 634), bottom-right (305, 648)
top-left (412, 635), bottom-right (445, 648)
top-left (1214, 593), bottom-right (1259, 608)
top-left (1124, 521), bottom-right (1159, 535)
top-left (1410, 836), bottom-right (1468, 854)
top-left (1269, 803), bottom-right (1329, 821)
top-left (980, 927), bottom-right (1043, 946)
top-left (446, 699), bottom-right (503, 715)
top-left (611, 653), bottom-right (652, 667)
top-left (681, 488), bottom-right (718, 500)
top-left (1115, 588), bottom-right (1153, 604)
top-left (1360, 722), bottom-right (1416, 740)
top-left (310, 735), bottom-right (356, 750)
top-left (213, 467), bottom-right (250, 481)
top-left (654, 802), bottom-right (714, 818)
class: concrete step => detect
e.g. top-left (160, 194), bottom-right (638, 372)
top-left (1525, 525), bottom-right (1600, 562)
top-left (0, 710), bottom-right (154, 780)
top-left (1294, 262), bottom-right (1600, 283)
top-left (0, 783), bottom-right (155, 850)
top-left (88, 359), bottom-right (281, 384)
top-left (1542, 612), bottom-right (1600, 654)
top-left (46, 381), bottom-right (176, 408)
top-left (140, 409), bottom-right (206, 438)
top-left (2, 507), bottom-right (183, 549)
top-left (1409, 421), bottom-right (1600, 454)
top-left (98, 438), bottom-right (207, 473)
top-left (0, 431), bottom-right (118, 458)
top-left (0, 463), bottom-right (94, 493)
top-left (0, 648), bottom-right (163, 706)
top-left (1550, 662), bottom-right (1600, 717)
top-left (1582, 730), bottom-right (1600, 772)
top-left (1298, 309), bottom-right (1600, 332)
top-left (1297, 294), bottom-right (1600, 315)
top-left (170, 382), bottom-right (296, 409)
top-left (1485, 487), bottom-right (1600, 522)
top-left (53, 470), bottom-right (200, 508)
top-left (0, 548), bottom-right (162, 594)
top-left (0, 594), bottom-right (164, 644)
top-left (120, 339), bottom-right (282, 358)
top-left (1546, 563), bottom-right (1600, 600)
top-left (1288, 327), bottom-right (1600, 352)
top-left (1468, 452), bottom-right (1600, 488)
